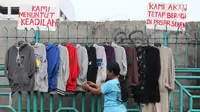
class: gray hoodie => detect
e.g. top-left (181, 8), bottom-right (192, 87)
top-left (31, 43), bottom-right (48, 92)
top-left (93, 44), bottom-right (107, 86)
top-left (111, 42), bottom-right (127, 76)
top-left (76, 44), bottom-right (88, 91)
top-left (56, 45), bottom-right (69, 95)
top-left (4, 42), bottom-right (36, 92)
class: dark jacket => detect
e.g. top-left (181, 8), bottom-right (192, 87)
top-left (4, 42), bottom-right (36, 92)
top-left (86, 46), bottom-right (98, 83)
top-left (144, 46), bottom-right (161, 103)
top-left (124, 46), bottom-right (139, 86)
top-left (133, 46), bottom-right (161, 103)
top-left (103, 45), bottom-right (115, 63)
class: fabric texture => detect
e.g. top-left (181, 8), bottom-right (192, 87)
top-left (134, 46), bottom-right (161, 104)
top-left (155, 46), bottom-right (175, 112)
top-left (133, 46), bottom-right (147, 103)
top-left (141, 103), bottom-right (156, 112)
top-left (31, 43), bottom-right (48, 92)
top-left (93, 44), bottom-right (107, 86)
top-left (103, 45), bottom-right (115, 63)
top-left (122, 46), bottom-right (139, 102)
top-left (46, 43), bottom-right (60, 91)
top-left (86, 46), bottom-right (98, 83)
top-left (111, 42), bottom-right (127, 76)
top-left (124, 46), bottom-right (139, 86)
top-left (101, 78), bottom-right (127, 112)
top-left (4, 42), bottom-right (36, 92)
top-left (144, 46), bottom-right (161, 103)
top-left (66, 43), bottom-right (80, 92)
top-left (76, 44), bottom-right (89, 91)
top-left (56, 45), bottom-right (69, 95)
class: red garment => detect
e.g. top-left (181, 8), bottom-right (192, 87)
top-left (65, 44), bottom-right (80, 92)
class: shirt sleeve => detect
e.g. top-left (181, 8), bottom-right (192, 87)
top-left (101, 82), bottom-right (112, 94)
top-left (28, 47), bottom-right (36, 78)
top-left (170, 49), bottom-right (175, 90)
top-left (121, 47), bottom-right (127, 76)
top-left (4, 50), bottom-right (10, 79)
top-left (102, 48), bottom-right (107, 82)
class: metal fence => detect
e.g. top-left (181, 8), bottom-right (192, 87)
top-left (0, 22), bottom-right (200, 112)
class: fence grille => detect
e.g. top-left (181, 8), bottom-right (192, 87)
top-left (0, 21), bottom-right (200, 112)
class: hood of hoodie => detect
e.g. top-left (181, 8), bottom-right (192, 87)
top-left (15, 41), bottom-right (28, 50)
top-left (46, 43), bottom-right (53, 51)
top-left (76, 44), bottom-right (81, 50)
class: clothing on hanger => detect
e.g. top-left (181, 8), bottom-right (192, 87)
top-left (56, 45), bottom-right (70, 95)
top-left (144, 46), bottom-right (160, 103)
top-left (76, 44), bottom-right (89, 91)
top-left (103, 45), bottom-right (115, 63)
top-left (111, 42), bottom-right (127, 77)
top-left (46, 43), bottom-right (60, 92)
top-left (124, 46), bottom-right (139, 86)
top-left (31, 43), bottom-right (48, 92)
top-left (65, 43), bottom-right (80, 92)
top-left (86, 45), bottom-right (98, 83)
top-left (133, 46), bottom-right (161, 104)
top-left (93, 44), bottom-right (107, 86)
top-left (155, 46), bottom-right (175, 112)
top-left (4, 42), bottom-right (36, 92)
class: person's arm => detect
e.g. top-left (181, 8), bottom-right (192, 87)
top-left (83, 83), bottom-right (102, 95)
top-left (83, 81), bottom-right (112, 95)
top-left (87, 81), bottom-right (97, 87)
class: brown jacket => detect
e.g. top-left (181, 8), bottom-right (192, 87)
top-left (124, 46), bottom-right (139, 86)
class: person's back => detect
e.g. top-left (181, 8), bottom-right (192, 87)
top-left (101, 78), bottom-right (126, 112)
top-left (82, 61), bottom-right (127, 112)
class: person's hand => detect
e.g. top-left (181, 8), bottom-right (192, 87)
top-left (87, 81), bottom-right (94, 85)
top-left (87, 81), bottom-right (98, 88)
top-left (82, 82), bottom-right (89, 90)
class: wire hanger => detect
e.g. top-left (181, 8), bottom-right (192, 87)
top-left (53, 39), bottom-right (60, 45)
top-left (18, 27), bottom-right (28, 46)
top-left (61, 32), bottom-right (68, 46)
top-left (43, 26), bottom-right (50, 45)
top-left (154, 40), bottom-right (161, 47)
top-left (30, 28), bottom-right (36, 45)
top-left (53, 25), bottom-right (60, 46)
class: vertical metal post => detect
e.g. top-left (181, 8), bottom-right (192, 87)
top-left (58, 95), bottom-right (63, 108)
top-left (91, 94), bottom-right (95, 112)
top-left (50, 94), bottom-right (54, 112)
top-left (189, 97), bottom-right (193, 111)
top-left (33, 92), bottom-right (38, 112)
top-left (170, 92), bottom-right (174, 112)
top-left (72, 94), bottom-right (76, 109)
top-left (33, 30), bottom-right (39, 112)
top-left (164, 30), bottom-right (174, 112)
top-left (18, 92), bottom-right (22, 112)
top-left (40, 92), bottom-right (44, 112)
top-left (82, 93), bottom-right (85, 112)
top-left (97, 95), bottom-right (102, 112)
top-left (179, 87), bottom-right (183, 112)
top-left (35, 30), bottom-right (40, 43)
top-left (27, 92), bottom-right (31, 112)
top-left (163, 31), bottom-right (168, 47)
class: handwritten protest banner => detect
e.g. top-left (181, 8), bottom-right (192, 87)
top-left (146, 2), bottom-right (188, 31)
top-left (18, 4), bottom-right (59, 31)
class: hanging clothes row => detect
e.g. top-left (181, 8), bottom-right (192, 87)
top-left (4, 41), bottom-right (123, 93)
top-left (131, 45), bottom-right (175, 112)
top-left (4, 40), bottom-right (174, 112)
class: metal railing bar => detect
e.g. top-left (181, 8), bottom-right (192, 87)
top-left (182, 86), bottom-right (200, 89)
top-left (175, 76), bottom-right (200, 79)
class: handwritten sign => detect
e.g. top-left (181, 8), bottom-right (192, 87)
top-left (18, 5), bottom-right (59, 31)
top-left (146, 2), bottom-right (188, 31)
